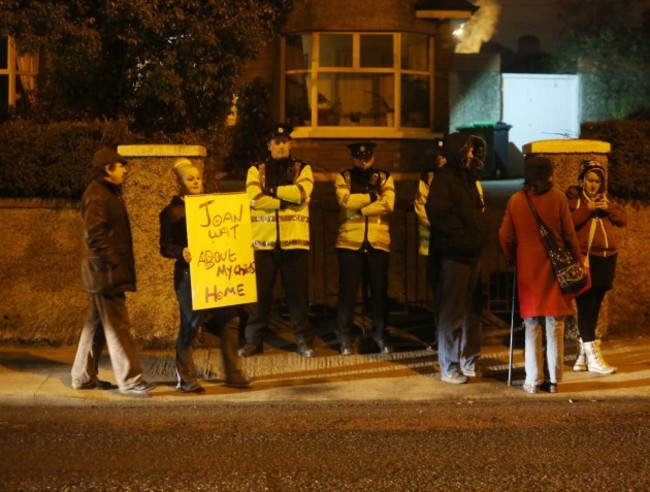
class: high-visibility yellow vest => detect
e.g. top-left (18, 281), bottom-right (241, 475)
top-left (413, 170), bottom-right (434, 256)
top-left (246, 159), bottom-right (313, 251)
top-left (335, 167), bottom-right (395, 253)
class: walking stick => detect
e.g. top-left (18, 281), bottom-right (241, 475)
top-left (507, 266), bottom-right (517, 386)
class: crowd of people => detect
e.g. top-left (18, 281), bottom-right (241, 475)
top-left (70, 123), bottom-right (626, 396)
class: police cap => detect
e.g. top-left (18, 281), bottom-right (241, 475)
top-left (267, 123), bottom-right (293, 142)
top-left (347, 142), bottom-right (376, 159)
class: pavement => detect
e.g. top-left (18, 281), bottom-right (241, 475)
top-left (2, 311), bottom-right (650, 406)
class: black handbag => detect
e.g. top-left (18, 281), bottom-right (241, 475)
top-left (524, 192), bottom-right (590, 296)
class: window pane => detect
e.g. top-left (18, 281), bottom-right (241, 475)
top-left (320, 34), bottom-right (352, 67)
top-left (286, 74), bottom-right (312, 127)
top-left (360, 34), bottom-right (393, 68)
top-left (1, 76), bottom-right (8, 114)
top-left (0, 37), bottom-right (8, 70)
top-left (286, 34), bottom-right (312, 70)
top-left (318, 73), bottom-right (394, 127)
top-left (401, 75), bottom-right (430, 127)
top-left (401, 34), bottom-right (428, 71)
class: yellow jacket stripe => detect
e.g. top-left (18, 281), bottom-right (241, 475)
top-left (335, 169), bottom-right (395, 253)
top-left (246, 161), bottom-right (313, 250)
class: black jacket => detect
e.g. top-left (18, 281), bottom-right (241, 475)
top-left (80, 179), bottom-right (136, 294)
top-left (159, 195), bottom-right (188, 266)
top-left (425, 134), bottom-right (487, 262)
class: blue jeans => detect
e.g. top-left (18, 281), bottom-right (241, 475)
top-left (436, 259), bottom-right (483, 376)
top-left (523, 316), bottom-right (565, 386)
top-left (174, 264), bottom-right (239, 384)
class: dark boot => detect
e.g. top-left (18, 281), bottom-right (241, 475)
top-left (221, 314), bottom-right (251, 388)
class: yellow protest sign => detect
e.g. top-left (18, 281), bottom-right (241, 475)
top-left (185, 193), bottom-right (257, 310)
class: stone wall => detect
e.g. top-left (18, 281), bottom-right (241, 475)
top-left (2, 140), bottom-right (649, 345)
top-left (0, 145), bottom-right (207, 346)
top-left (0, 200), bottom-right (87, 344)
top-left (609, 202), bottom-right (650, 333)
top-left (117, 145), bottom-right (208, 345)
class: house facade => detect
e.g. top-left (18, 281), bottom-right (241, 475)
top-left (240, 0), bottom-right (478, 173)
top-left (1, 1), bottom-right (477, 172)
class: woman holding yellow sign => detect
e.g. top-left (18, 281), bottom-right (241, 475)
top-left (159, 158), bottom-right (250, 392)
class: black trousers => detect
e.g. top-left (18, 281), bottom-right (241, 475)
top-left (575, 254), bottom-right (617, 343)
top-left (336, 247), bottom-right (389, 343)
top-left (575, 287), bottom-right (607, 343)
top-left (244, 249), bottom-right (314, 345)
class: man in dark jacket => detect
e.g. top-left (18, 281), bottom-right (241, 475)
top-left (425, 132), bottom-right (488, 384)
top-left (70, 149), bottom-right (154, 395)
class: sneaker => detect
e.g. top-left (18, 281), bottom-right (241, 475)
top-left (375, 338), bottom-right (394, 354)
top-left (297, 343), bottom-right (316, 358)
top-left (176, 381), bottom-right (205, 393)
top-left (72, 377), bottom-right (116, 390)
top-left (522, 382), bottom-right (539, 394)
top-left (238, 343), bottom-right (263, 358)
top-left (340, 342), bottom-right (353, 356)
top-left (461, 365), bottom-right (491, 378)
top-left (119, 381), bottom-right (156, 395)
top-left (440, 373), bottom-right (468, 385)
top-left (542, 382), bottom-right (558, 394)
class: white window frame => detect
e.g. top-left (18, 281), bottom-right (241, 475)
top-left (282, 32), bottom-right (436, 140)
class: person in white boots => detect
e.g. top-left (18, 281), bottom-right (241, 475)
top-left (566, 160), bottom-right (627, 375)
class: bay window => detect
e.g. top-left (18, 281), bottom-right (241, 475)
top-left (284, 32), bottom-right (433, 137)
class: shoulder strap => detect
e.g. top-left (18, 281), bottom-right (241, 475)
top-left (524, 192), bottom-right (557, 253)
top-left (586, 217), bottom-right (598, 257)
top-left (524, 192), bottom-right (544, 227)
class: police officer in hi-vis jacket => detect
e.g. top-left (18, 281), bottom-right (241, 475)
top-left (238, 123), bottom-right (317, 358)
top-left (334, 142), bottom-right (396, 355)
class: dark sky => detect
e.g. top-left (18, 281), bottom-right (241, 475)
top-left (488, 0), bottom-right (650, 53)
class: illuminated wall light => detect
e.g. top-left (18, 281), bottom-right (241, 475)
top-left (453, 22), bottom-right (466, 38)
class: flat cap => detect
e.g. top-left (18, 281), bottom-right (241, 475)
top-left (92, 148), bottom-right (127, 168)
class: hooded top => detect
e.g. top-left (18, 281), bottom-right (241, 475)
top-left (578, 160), bottom-right (607, 188)
top-left (425, 132), bottom-right (488, 262)
top-left (443, 132), bottom-right (486, 179)
top-left (565, 161), bottom-right (626, 257)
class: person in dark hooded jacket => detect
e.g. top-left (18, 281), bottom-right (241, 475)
top-left (425, 132), bottom-right (488, 384)
top-left (566, 160), bottom-right (626, 375)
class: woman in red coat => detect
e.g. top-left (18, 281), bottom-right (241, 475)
top-left (499, 157), bottom-right (582, 393)
top-left (566, 160), bottom-right (626, 374)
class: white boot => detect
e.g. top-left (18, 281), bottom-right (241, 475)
top-left (573, 338), bottom-right (587, 372)
top-left (583, 340), bottom-right (616, 375)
